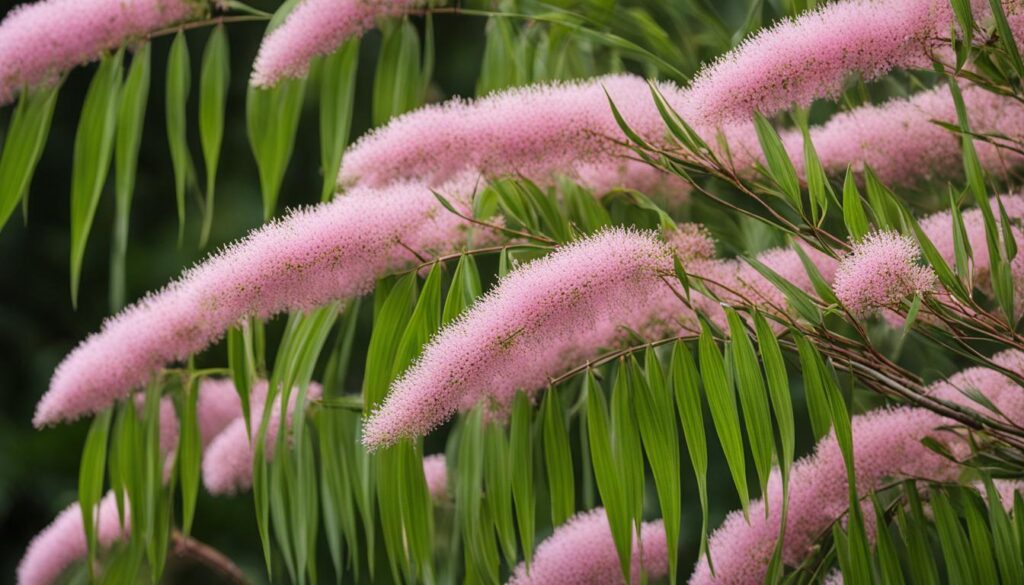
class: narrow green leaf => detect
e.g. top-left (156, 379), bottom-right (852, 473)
top-left (898, 483), bottom-right (940, 585)
top-left (510, 392), bottom-right (535, 568)
top-left (842, 167), bottom-right (869, 240)
top-left (794, 334), bottom-right (831, 441)
top-left (961, 489), bottom-right (999, 585)
top-left (724, 308), bottom-right (774, 503)
top-left (754, 112), bottom-right (801, 210)
top-left (871, 495), bottom-right (906, 585)
top-left (541, 388), bottom-right (575, 525)
top-left (989, 0), bottom-right (1024, 79)
top-left (179, 374), bottom-right (201, 535)
top-left (932, 489), bottom-right (977, 582)
top-left (165, 31), bottom-right (191, 244)
top-left (670, 341), bottom-right (711, 566)
top-left (698, 321), bottom-right (749, 518)
top-left (198, 24), bottom-right (230, 247)
top-left (362, 273), bottom-right (418, 410)
top-left (110, 44), bottom-right (150, 311)
top-left (70, 51), bottom-right (123, 306)
top-left (744, 255), bottom-right (822, 324)
top-left (372, 20), bottom-right (423, 126)
top-left (983, 477), bottom-right (1023, 584)
top-left (79, 408), bottom-right (113, 580)
top-left (247, 78), bottom-right (306, 219)
top-left (0, 84), bottom-right (60, 232)
top-left (443, 254), bottom-right (483, 325)
top-left (485, 423), bottom-right (517, 565)
top-left (319, 39), bottom-right (359, 201)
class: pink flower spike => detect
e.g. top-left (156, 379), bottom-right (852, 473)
top-left (36, 176), bottom-right (496, 427)
top-left (833, 231), bottom-right (935, 316)
top-left (339, 75), bottom-right (678, 188)
top-left (250, 0), bottom-right (425, 87)
top-left (17, 492), bottom-right (127, 585)
top-left (197, 377), bottom-right (247, 447)
top-left (506, 508), bottom-right (669, 585)
top-left (422, 454), bottom-right (448, 502)
top-left (362, 228), bottom-right (689, 449)
top-left (202, 381), bottom-right (321, 495)
top-left (682, 0), bottom-right (972, 126)
top-left (0, 0), bottom-right (203, 105)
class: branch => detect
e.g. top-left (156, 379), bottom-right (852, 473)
top-left (170, 530), bottom-right (251, 585)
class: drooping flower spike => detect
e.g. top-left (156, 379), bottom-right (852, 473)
top-left (422, 453), bottom-right (449, 502)
top-left (681, 0), bottom-right (991, 127)
top-left (340, 75), bottom-right (680, 189)
top-left (251, 0), bottom-right (428, 87)
top-left (16, 493), bottom-right (126, 585)
top-left (201, 381), bottom-right (322, 494)
top-left (689, 350), bottom-right (1024, 585)
top-left (36, 176), bottom-right (497, 426)
top-left (506, 508), bottom-right (669, 585)
top-left (0, 0), bottom-right (205, 105)
top-left (362, 228), bottom-right (693, 449)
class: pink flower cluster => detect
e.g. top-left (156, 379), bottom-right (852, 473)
top-left (689, 349), bottom-right (1024, 584)
top-left (422, 453), bottom-right (448, 501)
top-left (17, 493), bottom-right (125, 585)
top-left (833, 231), bottom-right (936, 315)
top-left (201, 381), bottom-right (322, 494)
top-left (339, 75), bottom-right (676, 188)
top-left (682, 0), bottom-right (978, 127)
top-left (251, 0), bottom-right (425, 87)
top-left (36, 176), bottom-right (496, 426)
top-left (506, 508), bottom-right (668, 585)
top-left (0, 0), bottom-right (202, 105)
top-left (362, 228), bottom-right (687, 448)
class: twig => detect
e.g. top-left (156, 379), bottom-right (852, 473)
top-left (170, 530), bottom-right (250, 585)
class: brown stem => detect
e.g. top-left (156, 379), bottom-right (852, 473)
top-left (170, 530), bottom-right (250, 585)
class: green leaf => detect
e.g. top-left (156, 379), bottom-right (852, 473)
top-left (443, 254), bottom-right (483, 325)
top-left (226, 325), bottom-right (254, 435)
top-left (634, 351), bottom-right (680, 584)
top-left (585, 370), bottom-right (632, 582)
top-left (247, 77), bottom-right (306, 219)
top-left (457, 408), bottom-right (500, 584)
top-left (794, 334), bottom-right (831, 441)
top-left (842, 167), bottom-right (869, 240)
top-left (0, 84), bottom-right (60, 233)
top-left (319, 39), bottom-right (359, 201)
top-left (110, 43), bottom-right (150, 311)
top-left (754, 111), bottom-right (801, 210)
top-left (541, 387), bottom-right (575, 525)
top-left (871, 495), bottom-right (906, 585)
top-left (165, 31), bottom-right (191, 245)
top-left (477, 16), bottom-right (519, 95)
top-left (485, 422), bottom-right (517, 565)
top-left (698, 321), bottom-right (749, 518)
top-left (724, 308), bottom-right (774, 503)
top-left (897, 482), bottom-right (940, 585)
top-left (961, 489), bottom-right (999, 585)
top-left (743, 255), bottom-right (822, 324)
top-left (932, 489), bottom-right (977, 582)
top-left (317, 410), bottom-right (357, 585)
top-left (198, 24), bottom-right (230, 247)
top-left (801, 125), bottom-right (830, 224)
top-left (362, 273), bottom-right (418, 410)
top-left (70, 51), bottom-right (123, 306)
top-left (179, 373), bottom-right (201, 536)
top-left (670, 341), bottom-right (711, 566)
top-left (510, 392), bottom-right (536, 568)
top-left (949, 187), bottom-right (974, 287)
top-left (989, 0), bottom-right (1024, 79)
top-left (983, 477), bottom-right (1023, 584)
top-left (79, 408), bottom-right (113, 580)
top-left (372, 19), bottom-right (423, 126)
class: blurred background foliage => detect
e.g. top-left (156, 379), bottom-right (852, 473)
top-left (0, 0), bottom-right (963, 581)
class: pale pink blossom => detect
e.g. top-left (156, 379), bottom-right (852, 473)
top-left (833, 231), bottom-right (935, 315)
top-left (17, 492), bottom-right (126, 585)
top-left (682, 0), bottom-right (976, 127)
top-left (202, 381), bottom-right (322, 494)
top-left (36, 176), bottom-right (496, 426)
top-left (196, 377), bottom-right (247, 446)
top-left (422, 453), bottom-right (448, 501)
top-left (689, 350), bottom-right (1024, 584)
top-left (0, 0), bottom-right (202, 105)
top-left (339, 75), bottom-right (676, 188)
top-left (363, 228), bottom-right (691, 448)
top-left (251, 0), bottom-right (424, 87)
top-left (506, 508), bottom-right (668, 585)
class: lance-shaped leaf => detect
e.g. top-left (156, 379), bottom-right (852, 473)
top-left (841, 166), bottom-right (869, 240)
top-left (754, 111), bottom-right (801, 210)
top-left (372, 20), bottom-right (423, 126)
top-left (542, 387), bottom-right (575, 526)
top-left (110, 43), bottom-right (150, 311)
top-left (179, 373), bottom-right (201, 536)
top-left (671, 340), bottom-right (711, 565)
top-left (510, 391), bottom-right (536, 568)
top-left (198, 24), bottom-right (230, 247)
top-left (0, 84), bottom-right (60, 233)
top-left (70, 51), bottom-right (123, 306)
top-left (247, 77), bottom-right (306, 219)
top-left (725, 307), bottom-right (774, 504)
top-left (319, 40), bottom-right (359, 201)
top-left (165, 31), bottom-right (191, 244)
top-left (79, 408), bottom-right (112, 580)
top-left (698, 321), bottom-right (749, 518)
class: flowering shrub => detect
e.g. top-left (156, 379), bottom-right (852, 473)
top-left (5, 0), bottom-right (1024, 583)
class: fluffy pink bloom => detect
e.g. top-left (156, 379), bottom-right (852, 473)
top-left (362, 229), bottom-right (690, 448)
top-left (506, 508), bottom-right (668, 585)
top-left (833, 231), bottom-right (935, 315)
top-left (251, 0), bottom-right (424, 87)
top-left (0, 0), bottom-right (202, 105)
top-left (196, 377), bottom-right (247, 446)
top-left (339, 75), bottom-right (676, 188)
top-left (17, 492), bottom-right (126, 585)
top-left (36, 176), bottom-right (496, 426)
top-left (689, 350), bottom-right (1024, 584)
top-left (422, 453), bottom-right (448, 501)
top-left (202, 381), bottom-right (321, 494)
top-left (681, 0), bottom-right (975, 127)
